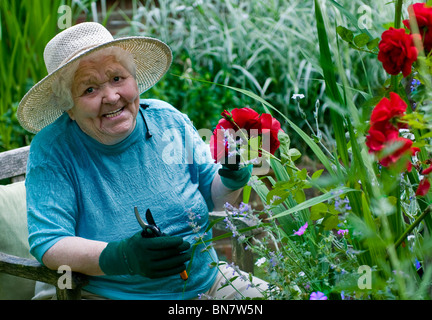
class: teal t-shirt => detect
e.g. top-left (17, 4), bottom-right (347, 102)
top-left (25, 99), bottom-right (219, 299)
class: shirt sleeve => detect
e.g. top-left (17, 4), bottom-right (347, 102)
top-left (25, 137), bottom-right (78, 264)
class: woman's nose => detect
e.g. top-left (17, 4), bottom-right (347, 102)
top-left (102, 85), bottom-right (120, 104)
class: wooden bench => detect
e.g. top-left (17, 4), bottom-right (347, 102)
top-left (0, 146), bottom-right (256, 299)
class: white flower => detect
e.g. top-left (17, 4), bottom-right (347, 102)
top-left (291, 93), bottom-right (305, 100)
top-left (255, 257), bottom-right (267, 267)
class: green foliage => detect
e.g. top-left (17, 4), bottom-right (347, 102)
top-left (0, 0), bottom-right (68, 150)
top-left (0, 0), bottom-right (114, 151)
top-left (336, 25), bottom-right (380, 53)
top-left (202, 0), bottom-right (432, 300)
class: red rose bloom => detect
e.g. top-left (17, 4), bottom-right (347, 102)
top-left (378, 137), bottom-right (419, 170)
top-left (210, 107), bottom-right (282, 163)
top-left (227, 108), bottom-right (260, 131)
top-left (370, 92), bottom-right (407, 124)
top-left (366, 121), bottom-right (399, 152)
top-left (378, 27), bottom-right (418, 77)
top-left (366, 93), bottom-right (419, 171)
top-left (403, 3), bottom-right (432, 53)
top-left (366, 93), bottom-right (407, 153)
top-left (210, 108), bottom-right (260, 162)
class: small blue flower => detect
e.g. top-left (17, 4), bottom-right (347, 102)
top-left (415, 258), bottom-right (421, 270)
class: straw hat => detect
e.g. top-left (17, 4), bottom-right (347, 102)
top-left (17, 22), bottom-right (172, 133)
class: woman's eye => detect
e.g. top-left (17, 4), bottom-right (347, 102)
top-left (113, 76), bottom-right (120, 82)
top-left (84, 87), bottom-right (94, 94)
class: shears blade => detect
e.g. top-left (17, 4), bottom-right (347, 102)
top-left (134, 206), bottom-right (162, 237)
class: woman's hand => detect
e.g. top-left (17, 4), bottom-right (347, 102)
top-left (99, 232), bottom-right (191, 278)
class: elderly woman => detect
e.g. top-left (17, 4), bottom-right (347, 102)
top-left (18, 22), bottom-right (265, 300)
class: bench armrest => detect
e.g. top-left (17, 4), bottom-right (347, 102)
top-left (0, 252), bottom-right (88, 299)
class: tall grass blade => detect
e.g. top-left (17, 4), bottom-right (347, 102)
top-left (314, 0), bottom-right (349, 167)
top-left (271, 186), bottom-right (359, 220)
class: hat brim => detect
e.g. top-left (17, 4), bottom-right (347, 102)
top-left (17, 36), bottom-right (172, 133)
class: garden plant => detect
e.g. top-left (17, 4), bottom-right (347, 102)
top-left (187, 0), bottom-right (432, 300)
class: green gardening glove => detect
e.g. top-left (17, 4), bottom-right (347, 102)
top-left (99, 231), bottom-right (191, 279)
top-left (219, 155), bottom-right (253, 190)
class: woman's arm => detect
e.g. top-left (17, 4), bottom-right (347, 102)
top-left (42, 237), bottom-right (108, 276)
top-left (210, 173), bottom-right (243, 211)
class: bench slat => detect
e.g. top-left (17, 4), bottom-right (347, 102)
top-left (0, 146), bottom-right (30, 180)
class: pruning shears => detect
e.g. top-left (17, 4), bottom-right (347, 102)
top-left (134, 206), bottom-right (188, 281)
top-left (134, 206), bottom-right (163, 238)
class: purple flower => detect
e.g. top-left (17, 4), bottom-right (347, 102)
top-left (337, 229), bottom-right (348, 236)
top-left (294, 222), bottom-right (308, 236)
top-left (310, 291), bottom-right (327, 300)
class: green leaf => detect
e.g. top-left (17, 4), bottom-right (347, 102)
top-left (288, 148), bottom-right (302, 161)
top-left (329, 0), bottom-right (374, 38)
top-left (311, 169), bottom-right (324, 180)
top-left (336, 25), bottom-right (354, 43)
top-left (297, 168), bottom-right (308, 181)
top-left (366, 37), bottom-right (380, 50)
top-left (294, 189), bottom-right (306, 204)
top-left (323, 214), bottom-right (339, 230)
top-left (353, 33), bottom-right (370, 48)
top-left (310, 203), bottom-right (328, 220)
top-left (242, 185), bottom-right (252, 204)
top-left (266, 188), bottom-right (290, 206)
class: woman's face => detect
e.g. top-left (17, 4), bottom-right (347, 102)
top-left (68, 55), bottom-right (140, 145)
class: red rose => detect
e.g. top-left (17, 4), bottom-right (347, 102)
top-left (378, 27), bottom-right (418, 77)
top-left (259, 113), bottom-right (281, 155)
top-left (210, 108), bottom-right (260, 162)
top-left (210, 107), bottom-right (282, 163)
top-left (370, 92), bottom-right (407, 124)
top-left (366, 93), bottom-right (419, 171)
top-left (379, 137), bottom-right (419, 169)
top-left (366, 121), bottom-right (399, 152)
top-left (228, 108), bottom-right (260, 131)
top-left (403, 3), bottom-right (432, 53)
top-left (366, 93), bottom-right (407, 153)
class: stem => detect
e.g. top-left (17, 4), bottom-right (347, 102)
top-left (394, 0), bottom-right (403, 29)
top-left (394, 203), bottom-right (432, 249)
top-left (390, 0), bottom-right (404, 93)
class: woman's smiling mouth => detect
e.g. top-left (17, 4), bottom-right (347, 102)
top-left (103, 107), bottom-right (124, 118)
